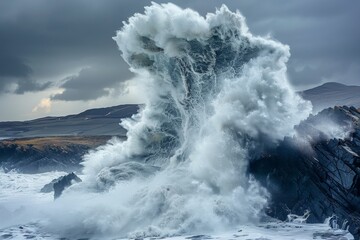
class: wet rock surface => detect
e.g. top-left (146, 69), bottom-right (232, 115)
top-left (41, 172), bottom-right (82, 199)
top-left (250, 106), bottom-right (360, 239)
top-left (52, 172), bottom-right (82, 199)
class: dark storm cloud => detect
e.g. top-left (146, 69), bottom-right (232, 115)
top-left (0, 55), bottom-right (51, 93)
top-left (0, 56), bottom-right (32, 78)
top-left (0, 0), bottom-right (359, 100)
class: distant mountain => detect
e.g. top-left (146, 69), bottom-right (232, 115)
top-left (300, 82), bottom-right (360, 112)
top-left (0, 104), bottom-right (139, 138)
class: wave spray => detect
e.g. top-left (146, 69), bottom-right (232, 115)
top-left (47, 3), bottom-right (312, 238)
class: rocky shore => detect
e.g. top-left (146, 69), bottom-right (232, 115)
top-left (250, 106), bottom-right (360, 239)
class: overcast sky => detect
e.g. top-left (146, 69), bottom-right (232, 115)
top-left (0, 0), bottom-right (359, 121)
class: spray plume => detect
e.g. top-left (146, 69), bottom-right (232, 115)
top-left (45, 3), bottom-right (312, 238)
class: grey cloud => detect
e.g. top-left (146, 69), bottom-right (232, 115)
top-left (240, 0), bottom-right (360, 87)
top-left (287, 64), bottom-right (331, 87)
top-left (0, 55), bottom-right (52, 94)
top-left (51, 63), bottom-right (133, 101)
top-left (14, 79), bottom-right (52, 94)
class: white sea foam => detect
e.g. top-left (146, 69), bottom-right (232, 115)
top-left (0, 171), bottom-right (67, 228)
top-left (0, 171), bottom-right (353, 240)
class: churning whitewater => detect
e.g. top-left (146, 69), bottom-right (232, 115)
top-left (44, 3), bottom-right (312, 238)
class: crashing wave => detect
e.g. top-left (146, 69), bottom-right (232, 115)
top-left (45, 3), bottom-right (312, 238)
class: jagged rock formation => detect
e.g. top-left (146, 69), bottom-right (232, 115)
top-left (53, 172), bottom-right (82, 199)
top-left (40, 172), bottom-right (81, 196)
top-left (41, 172), bottom-right (82, 199)
top-left (250, 106), bottom-right (360, 239)
top-left (0, 136), bottom-right (111, 173)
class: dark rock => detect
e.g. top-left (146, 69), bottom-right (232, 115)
top-left (40, 178), bottom-right (59, 193)
top-left (250, 106), bottom-right (360, 240)
top-left (52, 173), bottom-right (82, 199)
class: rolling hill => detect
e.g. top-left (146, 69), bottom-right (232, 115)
top-left (300, 82), bottom-right (360, 112)
top-left (0, 104), bottom-right (139, 139)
